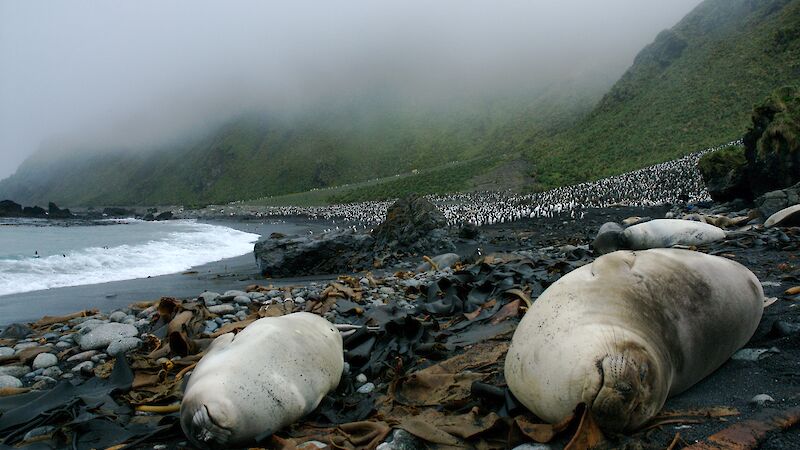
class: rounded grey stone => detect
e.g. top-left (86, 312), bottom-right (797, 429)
top-left (108, 311), bottom-right (128, 323)
top-left (107, 337), bottom-right (142, 356)
top-left (0, 375), bottom-right (22, 388)
top-left (357, 382), bottom-right (375, 394)
top-left (233, 295), bottom-right (252, 305)
top-left (208, 304), bottom-right (236, 315)
top-left (32, 352), bottom-right (58, 370)
top-left (78, 323), bottom-right (138, 350)
top-left (0, 365), bottom-right (30, 378)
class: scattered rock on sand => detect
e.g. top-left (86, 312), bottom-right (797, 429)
top-left (107, 337), bottom-right (142, 356)
top-left (0, 375), bottom-right (23, 388)
top-left (32, 352), bottom-right (58, 370)
top-left (0, 365), bottom-right (30, 378)
top-left (749, 394), bottom-right (775, 407)
top-left (77, 323), bottom-right (138, 351)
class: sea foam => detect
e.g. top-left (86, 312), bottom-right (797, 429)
top-left (0, 221), bottom-right (259, 296)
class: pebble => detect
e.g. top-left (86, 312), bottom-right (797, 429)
top-left (67, 350), bottom-right (98, 363)
top-left (78, 323), bottom-right (139, 351)
top-left (357, 382), bottom-right (375, 394)
top-left (294, 296), bottom-right (306, 304)
top-left (0, 375), bottom-right (22, 388)
top-left (55, 341), bottom-right (72, 349)
top-left (208, 304), bottom-right (236, 315)
top-left (107, 337), bottom-right (142, 356)
top-left (0, 347), bottom-right (13, 358)
top-left (42, 366), bottom-right (63, 378)
top-left (356, 373), bottom-right (368, 383)
top-left (731, 347), bottom-right (781, 361)
top-left (72, 361), bottom-right (94, 374)
top-left (377, 429), bottom-right (421, 450)
top-left (266, 289), bottom-right (282, 298)
top-left (298, 441), bottom-right (327, 450)
top-left (750, 394), bottom-right (775, 407)
top-left (343, 362), bottom-right (350, 374)
top-left (32, 352), bottom-right (58, 370)
top-left (108, 311), bottom-right (128, 322)
top-left (222, 290), bottom-right (248, 300)
top-left (14, 342), bottom-right (39, 352)
top-left (512, 445), bottom-right (554, 450)
top-left (0, 365), bottom-right (30, 378)
top-left (42, 332), bottom-right (60, 341)
top-left (233, 295), bottom-right (252, 305)
top-left (22, 426), bottom-right (56, 441)
top-left (199, 291), bottom-right (221, 305)
top-left (379, 287), bottom-right (395, 295)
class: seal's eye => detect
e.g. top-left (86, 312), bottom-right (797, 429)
top-left (615, 381), bottom-right (632, 394)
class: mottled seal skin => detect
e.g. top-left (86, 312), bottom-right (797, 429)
top-left (621, 219), bottom-right (726, 250)
top-left (180, 312), bottom-right (343, 448)
top-left (505, 249), bottom-right (763, 432)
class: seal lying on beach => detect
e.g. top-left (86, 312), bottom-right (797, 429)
top-left (505, 249), bottom-right (763, 432)
top-left (764, 204), bottom-right (800, 228)
top-left (592, 219), bottom-right (726, 254)
top-left (180, 312), bottom-right (343, 448)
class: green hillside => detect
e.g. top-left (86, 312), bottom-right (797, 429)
top-left (0, 84), bottom-right (601, 206)
top-left (527, 0), bottom-right (800, 190)
top-left (1, 0), bottom-right (799, 206)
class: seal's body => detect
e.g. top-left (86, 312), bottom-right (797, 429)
top-left (181, 312), bottom-right (343, 448)
top-left (765, 204), bottom-right (800, 228)
top-left (505, 249), bottom-right (763, 432)
top-left (622, 219), bottom-right (726, 250)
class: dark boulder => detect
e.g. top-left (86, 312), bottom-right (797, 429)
top-left (102, 207), bottom-right (136, 217)
top-left (744, 86), bottom-right (800, 196)
top-left (154, 211), bottom-right (174, 221)
top-left (372, 194), bottom-right (452, 254)
top-left (0, 199), bottom-right (23, 217)
top-left (47, 202), bottom-right (73, 218)
top-left (756, 183), bottom-right (800, 218)
top-left (0, 323), bottom-right (33, 339)
top-left (22, 205), bottom-right (47, 217)
top-left (698, 146), bottom-right (750, 202)
top-left (254, 231), bottom-right (374, 277)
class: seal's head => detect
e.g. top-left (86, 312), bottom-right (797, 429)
top-left (590, 344), bottom-right (665, 432)
top-left (592, 222), bottom-right (626, 255)
top-left (180, 393), bottom-right (241, 449)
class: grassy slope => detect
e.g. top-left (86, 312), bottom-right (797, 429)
top-left (3, 0), bottom-right (798, 206)
top-left (0, 86), bottom-right (598, 206)
top-left (526, 0), bottom-right (800, 190)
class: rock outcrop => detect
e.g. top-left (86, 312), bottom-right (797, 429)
top-left (372, 194), bottom-right (452, 255)
top-left (756, 182), bottom-right (800, 218)
top-left (701, 86), bottom-right (800, 203)
top-left (254, 232), bottom-right (375, 277)
top-left (254, 194), bottom-right (454, 277)
top-left (744, 86), bottom-right (800, 196)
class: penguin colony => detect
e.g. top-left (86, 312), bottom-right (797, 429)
top-left (240, 141), bottom-right (740, 228)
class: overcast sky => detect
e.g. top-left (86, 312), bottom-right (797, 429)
top-left (0, 0), bottom-right (703, 179)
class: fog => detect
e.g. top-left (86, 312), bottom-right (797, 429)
top-left (0, 0), bottom-right (702, 178)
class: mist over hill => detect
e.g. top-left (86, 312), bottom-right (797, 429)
top-left (3, 0), bottom-right (796, 206)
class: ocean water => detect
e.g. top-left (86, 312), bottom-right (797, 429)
top-left (0, 218), bottom-right (259, 296)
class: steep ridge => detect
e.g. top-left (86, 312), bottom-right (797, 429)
top-left (528, 0), bottom-right (800, 189)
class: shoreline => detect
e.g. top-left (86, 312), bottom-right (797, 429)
top-left (0, 217), bottom-right (332, 326)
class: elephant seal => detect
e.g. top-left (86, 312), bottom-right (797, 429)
top-left (180, 312), bottom-right (343, 448)
top-left (764, 204), bottom-right (800, 228)
top-left (505, 249), bottom-right (763, 432)
top-left (593, 219), bottom-right (726, 255)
